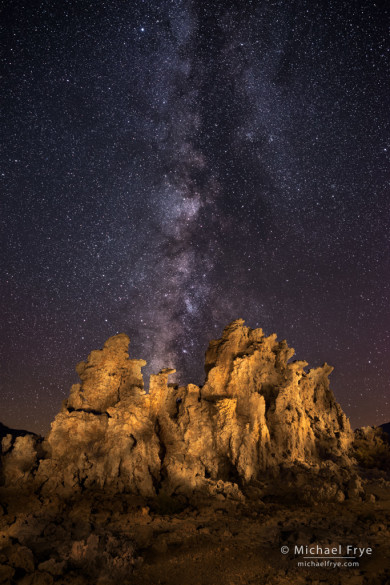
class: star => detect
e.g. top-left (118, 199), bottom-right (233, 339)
top-left (1, 0), bottom-right (389, 434)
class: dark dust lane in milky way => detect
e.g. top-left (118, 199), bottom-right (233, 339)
top-left (1, 0), bottom-right (389, 433)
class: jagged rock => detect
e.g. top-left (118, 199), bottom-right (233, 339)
top-left (35, 334), bottom-right (160, 496)
top-left (0, 423), bottom-right (42, 487)
top-left (1, 434), bottom-right (41, 486)
top-left (352, 425), bottom-right (390, 474)
top-left (153, 320), bottom-right (352, 495)
top-left (1, 320), bottom-right (354, 499)
top-left (66, 333), bottom-right (147, 412)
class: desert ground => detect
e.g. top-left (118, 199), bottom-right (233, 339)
top-left (1, 470), bottom-right (389, 585)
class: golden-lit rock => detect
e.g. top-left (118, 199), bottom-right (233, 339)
top-left (352, 425), bottom-right (390, 471)
top-left (66, 333), bottom-right (146, 412)
top-left (155, 320), bottom-right (353, 495)
top-left (1, 434), bottom-right (40, 486)
top-left (35, 334), bottom-right (160, 496)
top-left (2, 321), bottom-right (355, 500)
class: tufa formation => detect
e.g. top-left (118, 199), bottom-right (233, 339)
top-left (2, 320), bottom-right (355, 499)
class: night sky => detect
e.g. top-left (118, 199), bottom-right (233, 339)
top-left (1, 0), bottom-right (389, 435)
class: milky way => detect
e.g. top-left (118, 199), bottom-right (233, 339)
top-left (1, 0), bottom-right (389, 433)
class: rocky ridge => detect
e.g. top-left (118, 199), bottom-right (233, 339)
top-left (2, 321), bottom-right (390, 585)
top-left (1, 320), bottom-right (355, 501)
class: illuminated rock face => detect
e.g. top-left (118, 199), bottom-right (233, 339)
top-left (152, 319), bottom-right (353, 494)
top-left (36, 334), bottom-right (160, 496)
top-left (2, 320), bottom-right (353, 496)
